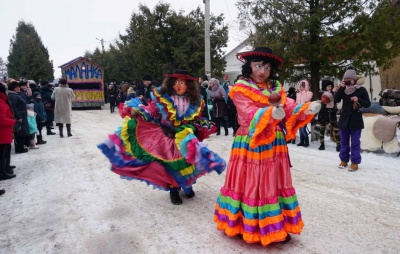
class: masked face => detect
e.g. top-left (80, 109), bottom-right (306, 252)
top-left (173, 79), bottom-right (188, 96)
top-left (35, 97), bottom-right (42, 101)
top-left (250, 61), bottom-right (271, 83)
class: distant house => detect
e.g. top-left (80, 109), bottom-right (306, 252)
top-left (223, 38), bottom-right (253, 84)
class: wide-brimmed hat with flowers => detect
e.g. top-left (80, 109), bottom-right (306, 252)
top-left (164, 70), bottom-right (197, 81)
top-left (237, 47), bottom-right (283, 67)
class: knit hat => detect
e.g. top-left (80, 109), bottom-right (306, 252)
top-left (142, 74), bottom-right (153, 81)
top-left (321, 80), bottom-right (334, 91)
top-left (26, 103), bottom-right (34, 110)
top-left (342, 66), bottom-right (358, 80)
top-left (33, 92), bottom-right (41, 98)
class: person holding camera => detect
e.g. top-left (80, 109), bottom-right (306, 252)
top-left (296, 79), bottom-right (313, 147)
top-left (335, 66), bottom-right (371, 171)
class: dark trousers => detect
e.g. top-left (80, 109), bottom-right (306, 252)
top-left (339, 129), bottom-right (362, 164)
top-left (14, 135), bottom-right (26, 152)
top-left (215, 117), bottom-right (228, 134)
top-left (0, 144), bottom-right (12, 172)
top-left (299, 126), bottom-right (308, 142)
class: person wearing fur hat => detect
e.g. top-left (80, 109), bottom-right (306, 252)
top-left (295, 79), bottom-right (314, 147)
top-left (335, 66), bottom-right (371, 171)
top-left (51, 78), bottom-right (75, 137)
top-left (98, 70), bottom-right (226, 205)
top-left (318, 80), bottom-right (341, 151)
top-left (213, 47), bottom-right (321, 246)
top-left (7, 81), bottom-right (29, 153)
top-left (32, 92), bottom-right (47, 144)
top-left (0, 83), bottom-right (17, 182)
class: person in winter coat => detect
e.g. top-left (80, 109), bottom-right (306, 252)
top-left (335, 66), bottom-right (371, 172)
top-left (198, 74), bottom-right (210, 120)
top-left (135, 75), bottom-right (157, 106)
top-left (7, 81), bottom-right (29, 153)
top-left (0, 83), bottom-right (17, 182)
top-left (116, 82), bottom-right (129, 106)
top-left (208, 78), bottom-right (229, 136)
top-left (18, 80), bottom-right (31, 104)
top-left (296, 79), bottom-right (313, 147)
top-left (39, 80), bottom-right (56, 135)
top-left (32, 92), bottom-right (47, 144)
top-left (107, 83), bottom-right (118, 113)
top-left (318, 80), bottom-right (341, 151)
top-left (26, 104), bottom-right (39, 149)
top-left (52, 78), bottom-right (75, 137)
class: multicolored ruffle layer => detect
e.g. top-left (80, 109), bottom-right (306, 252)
top-left (214, 187), bottom-right (304, 246)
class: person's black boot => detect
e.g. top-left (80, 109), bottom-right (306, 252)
top-left (58, 124), bottom-right (64, 138)
top-left (185, 189), bottom-right (195, 198)
top-left (0, 161), bottom-right (16, 181)
top-left (318, 143), bottom-right (325, 150)
top-left (36, 135), bottom-right (47, 144)
top-left (170, 191), bottom-right (182, 205)
top-left (291, 139), bottom-right (296, 144)
top-left (66, 124), bottom-right (72, 137)
top-left (297, 137), bottom-right (304, 147)
top-left (46, 125), bottom-right (56, 135)
top-left (303, 137), bottom-right (310, 147)
top-left (0, 189), bottom-right (5, 196)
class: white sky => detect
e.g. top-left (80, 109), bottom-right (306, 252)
top-left (0, 0), bottom-right (247, 79)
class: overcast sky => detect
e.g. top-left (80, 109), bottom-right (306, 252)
top-left (0, 0), bottom-right (247, 79)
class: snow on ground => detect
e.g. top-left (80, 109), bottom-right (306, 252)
top-left (1, 104), bottom-right (399, 254)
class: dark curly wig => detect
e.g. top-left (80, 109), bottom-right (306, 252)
top-left (160, 77), bottom-right (200, 104)
top-left (241, 56), bottom-right (279, 80)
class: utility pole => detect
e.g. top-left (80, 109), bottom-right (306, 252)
top-left (204, 0), bottom-right (211, 77)
top-left (96, 38), bottom-right (105, 52)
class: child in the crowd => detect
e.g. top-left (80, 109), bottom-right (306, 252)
top-left (26, 104), bottom-right (39, 149)
top-left (32, 92), bottom-right (47, 144)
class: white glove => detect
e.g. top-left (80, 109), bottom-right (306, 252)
top-left (305, 101), bottom-right (321, 115)
top-left (272, 106), bottom-right (285, 120)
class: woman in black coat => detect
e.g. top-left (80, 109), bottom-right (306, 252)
top-left (7, 81), bottom-right (29, 153)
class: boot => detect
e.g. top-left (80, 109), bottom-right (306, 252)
top-left (297, 137), bottom-right (304, 146)
top-left (348, 163), bottom-right (358, 172)
top-left (184, 188), bottom-right (195, 198)
top-left (303, 137), bottom-right (310, 147)
top-left (318, 143), bottom-right (325, 150)
top-left (58, 124), bottom-right (64, 138)
top-left (36, 135), bottom-right (47, 145)
top-left (29, 140), bottom-right (39, 149)
top-left (46, 125), bottom-right (56, 135)
top-left (66, 124), bottom-right (72, 137)
top-left (338, 161), bottom-right (348, 169)
top-left (169, 190), bottom-right (182, 205)
top-left (0, 160), bottom-right (16, 181)
top-left (291, 139), bottom-right (296, 144)
top-left (0, 189), bottom-right (5, 196)
top-left (336, 143), bottom-right (341, 152)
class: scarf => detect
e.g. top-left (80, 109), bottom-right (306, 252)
top-left (344, 85), bottom-right (361, 95)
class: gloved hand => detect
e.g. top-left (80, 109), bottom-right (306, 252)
top-left (305, 101), bottom-right (321, 115)
top-left (272, 105), bottom-right (285, 120)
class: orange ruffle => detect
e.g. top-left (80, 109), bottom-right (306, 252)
top-left (285, 102), bottom-right (314, 141)
top-left (249, 107), bottom-right (280, 149)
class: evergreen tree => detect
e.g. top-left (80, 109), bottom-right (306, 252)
top-left (0, 57), bottom-right (7, 81)
top-left (7, 21), bottom-right (54, 81)
top-left (237, 0), bottom-right (400, 97)
top-left (91, 3), bottom-right (228, 83)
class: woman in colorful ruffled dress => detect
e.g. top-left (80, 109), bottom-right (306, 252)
top-left (213, 47), bottom-right (321, 245)
top-left (98, 70), bottom-right (226, 205)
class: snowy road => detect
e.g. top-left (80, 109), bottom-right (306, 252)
top-left (1, 105), bottom-right (399, 254)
